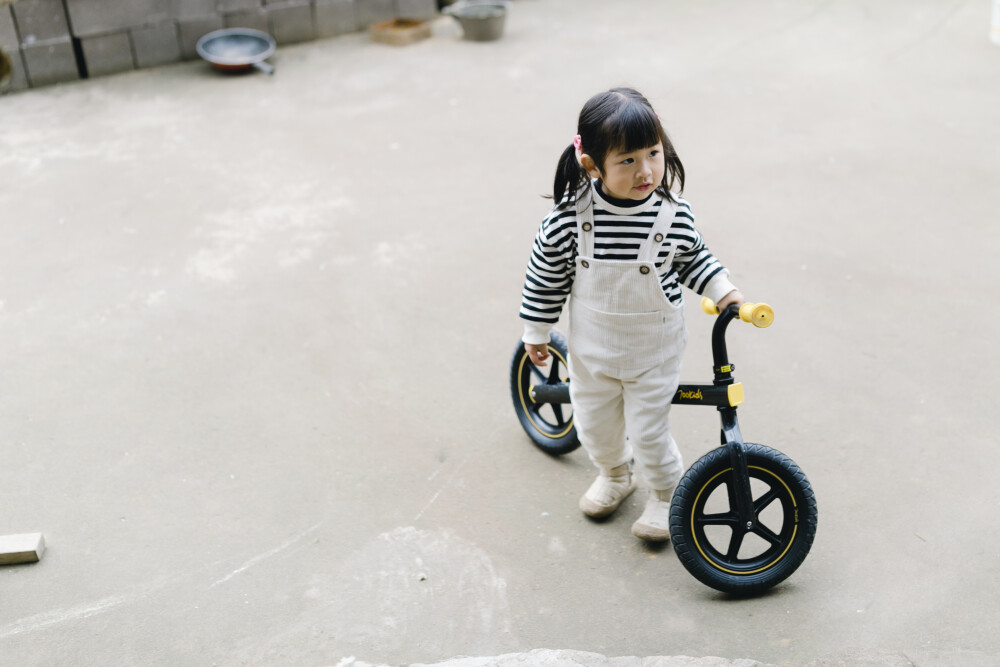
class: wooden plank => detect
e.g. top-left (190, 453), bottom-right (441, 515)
top-left (0, 533), bottom-right (45, 565)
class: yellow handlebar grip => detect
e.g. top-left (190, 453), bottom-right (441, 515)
top-left (739, 302), bottom-right (774, 328)
top-left (702, 297), bottom-right (774, 328)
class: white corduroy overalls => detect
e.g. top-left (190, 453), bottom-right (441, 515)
top-left (567, 191), bottom-right (686, 492)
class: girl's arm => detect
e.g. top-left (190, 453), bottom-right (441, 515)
top-left (669, 208), bottom-right (739, 306)
top-left (519, 211), bottom-right (576, 355)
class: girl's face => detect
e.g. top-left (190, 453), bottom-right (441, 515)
top-left (590, 142), bottom-right (665, 201)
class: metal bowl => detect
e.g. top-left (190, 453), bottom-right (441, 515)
top-left (443, 0), bottom-right (511, 42)
top-left (196, 28), bottom-right (276, 74)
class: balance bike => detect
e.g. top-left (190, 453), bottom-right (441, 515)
top-left (509, 299), bottom-right (818, 596)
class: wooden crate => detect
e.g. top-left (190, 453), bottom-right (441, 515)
top-left (369, 18), bottom-right (431, 46)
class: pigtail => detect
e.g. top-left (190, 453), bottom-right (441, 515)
top-left (660, 151), bottom-right (685, 203)
top-left (550, 144), bottom-right (587, 208)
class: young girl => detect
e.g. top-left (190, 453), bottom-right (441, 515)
top-left (519, 87), bottom-right (744, 542)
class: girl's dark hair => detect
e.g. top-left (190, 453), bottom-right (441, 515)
top-left (551, 87), bottom-right (685, 208)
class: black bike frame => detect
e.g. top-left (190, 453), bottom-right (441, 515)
top-left (710, 305), bottom-right (756, 526)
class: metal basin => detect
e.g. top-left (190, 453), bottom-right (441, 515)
top-left (444, 0), bottom-right (511, 42)
top-left (196, 28), bottom-right (276, 75)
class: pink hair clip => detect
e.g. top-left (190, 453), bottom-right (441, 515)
top-left (572, 135), bottom-right (582, 151)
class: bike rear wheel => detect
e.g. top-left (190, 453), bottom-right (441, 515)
top-left (509, 330), bottom-right (579, 455)
top-left (669, 443), bottom-right (817, 595)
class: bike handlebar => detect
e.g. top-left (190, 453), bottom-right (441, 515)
top-left (701, 297), bottom-right (774, 328)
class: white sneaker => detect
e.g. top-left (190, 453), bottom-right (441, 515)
top-left (631, 488), bottom-right (675, 542)
top-left (579, 463), bottom-right (636, 518)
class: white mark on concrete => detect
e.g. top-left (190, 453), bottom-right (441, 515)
top-left (186, 184), bottom-right (352, 283)
top-left (372, 234), bottom-right (427, 268)
top-left (547, 536), bottom-right (567, 556)
top-left (211, 522), bottom-right (323, 588)
top-left (319, 526), bottom-right (512, 655)
top-left (413, 449), bottom-right (474, 522)
top-left (320, 255), bottom-right (359, 271)
top-left (334, 649), bottom-right (775, 666)
top-left (146, 290), bottom-right (166, 306)
top-left (0, 570), bottom-right (187, 640)
top-left (0, 593), bottom-right (133, 639)
top-left (372, 242), bottom-right (397, 266)
top-left (0, 93), bottom-right (190, 175)
top-left (278, 245), bottom-right (314, 267)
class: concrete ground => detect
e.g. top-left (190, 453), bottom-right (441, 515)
top-left (2, 0), bottom-right (999, 664)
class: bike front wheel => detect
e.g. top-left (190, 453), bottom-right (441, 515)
top-left (669, 443), bottom-right (817, 596)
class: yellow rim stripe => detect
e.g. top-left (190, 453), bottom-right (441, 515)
top-left (517, 351), bottom-right (574, 439)
top-left (690, 465), bottom-right (797, 576)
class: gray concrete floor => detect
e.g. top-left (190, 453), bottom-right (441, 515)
top-left (2, 0), bottom-right (999, 665)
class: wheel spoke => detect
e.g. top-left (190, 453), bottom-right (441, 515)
top-left (726, 529), bottom-right (747, 561)
top-left (552, 404), bottom-right (566, 427)
top-left (697, 512), bottom-right (738, 527)
top-left (543, 361), bottom-right (558, 383)
top-left (753, 487), bottom-right (780, 515)
top-left (752, 521), bottom-right (782, 547)
top-left (528, 364), bottom-right (546, 382)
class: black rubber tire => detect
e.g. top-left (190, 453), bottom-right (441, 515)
top-left (669, 443), bottom-right (817, 596)
top-left (509, 330), bottom-right (580, 455)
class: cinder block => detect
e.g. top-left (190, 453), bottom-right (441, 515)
top-left (394, 0), bottom-right (436, 21)
top-left (0, 6), bottom-right (18, 50)
top-left (11, 0), bottom-right (70, 44)
top-left (132, 22), bottom-right (181, 68)
top-left (267, 1), bottom-right (314, 44)
top-left (0, 5), bottom-right (20, 54)
top-left (314, 0), bottom-right (357, 38)
top-left (0, 533), bottom-right (45, 565)
top-left (20, 36), bottom-right (78, 86)
top-left (178, 15), bottom-right (224, 59)
top-left (0, 8), bottom-right (28, 91)
top-left (355, 0), bottom-right (393, 28)
top-left (174, 0), bottom-right (217, 20)
top-left (224, 9), bottom-right (270, 33)
top-left (216, 0), bottom-right (261, 12)
top-left (65, 0), bottom-right (171, 38)
top-left (80, 31), bottom-right (134, 77)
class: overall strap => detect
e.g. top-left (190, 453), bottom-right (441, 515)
top-left (574, 188), bottom-right (595, 258)
top-left (636, 197), bottom-right (679, 272)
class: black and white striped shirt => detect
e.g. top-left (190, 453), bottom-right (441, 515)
top-left (520, 184), bottom-right (736, 344)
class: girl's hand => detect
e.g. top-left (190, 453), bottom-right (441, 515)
top-left (525, 343), bottom-right (550, 366)
top-left (716, 290), bottom-right (745, 312)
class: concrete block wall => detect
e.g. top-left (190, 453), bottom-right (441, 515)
top-left (0, 0), bottom-right (437, 94)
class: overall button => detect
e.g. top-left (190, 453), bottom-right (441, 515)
top-left (582, 222), bottom-right (593, 232)
top-left (654, 233), bottom-right (664, 243)
top-left (639, 265), bottom-right (650, 275)
top-left (581, 260), bottom-right (590, 269)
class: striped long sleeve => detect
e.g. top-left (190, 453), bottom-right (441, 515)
top-left (519, 188), bottom-right (736, 344)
